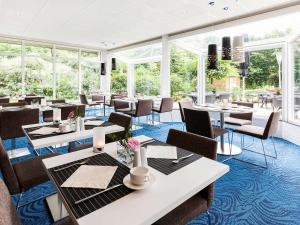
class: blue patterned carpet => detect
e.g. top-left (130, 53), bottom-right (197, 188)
top-left (1, 111), bottom-right (300, 225)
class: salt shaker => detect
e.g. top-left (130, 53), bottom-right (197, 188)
top-left (140, 147), bottom-right (148, 167)
top-left (133, 146), bottom-right (141, 167)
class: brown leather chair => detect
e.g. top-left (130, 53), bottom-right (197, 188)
top-left (114, 100), bottom-right (131, 113)
top-left (154, 129), bottom-right (217, 225)
top-left (0, 97), bottom-right (9, 104)
top-left (68, 112), bottom-right (132, 152)
top-left (184, 108), bottom-right (228, 140)
top-left (152, 97), bottom-right (174, 122)
top-left (123, 99), bottom-right (153, 126)
top-left (24, 96), bottom-right (43, 105)
top-left (0, 108), bottom-right (39, 150)
top-left (224, 102), bottom-right (254, 127)
top-left (233, 111), bottom-right (280, 168)
top-left (178, 100), bottom-right (193, 130)
top-left (0, 179), bottom-right (73, 225)
top-left (42, 105), bottom-right (85, 122)
top-left (104, 95), bottom-right (124, 116)
top-left (0, 138), bottom-right (59, 208)
top-left (91, 94), bottom-right (105, 103)
top-left (46, 99), bottom-right (66, 104)
top-left (80, 94), bottom-right (98, 107)
top-left (0, 102), bottom-right (26, 107)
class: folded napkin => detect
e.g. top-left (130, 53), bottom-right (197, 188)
top-left (61, 165), bottom-right (118, 189)
top-left (147, 145), bottom-right (178, 159)
top-left (85, 120), bottom-right (105, 126)
top-left (29, 127), bottom-right (58, 135)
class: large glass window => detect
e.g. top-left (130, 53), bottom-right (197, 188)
top-left (170, 46), bottom-right (197, 101)
top-left (0, 41), bottom-right (22, 96)
top-left (293, 38), bottom-right (300, 122)
top-left (56, 48), bottom-right (79, 100)
top-left (24, 44), bottom-right (54, 97)
top-left (81, 50), bottom-right (100, 95)
top-left (135, 62), bottom-right (160, 96)
top-left (111, 60), bottom-right (127, 94)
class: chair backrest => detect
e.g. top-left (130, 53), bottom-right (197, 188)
top-left (114, 100), bottom-right (130, 110)
top-left (135, 99), bottom-right (153, 117)
top-left (159, 98), bottom-right (174, 113)
top-left (0, 97), bottom-right (9, 104)
top-left (263, 111), bottom-right (281, 139)
top-left (92, 95), bottom-right (105, 102)
top-left (205, 95), bottom-right (216, 104)
top-left (0, 139), bottom-right (20, 195)
top-left (0, 108), bottom-right (39, 139)
top-left (108, 112), bottom-right (132, 140)
top-left (79, 94), bottom-right (89, 105)
top-left (24, 96), bottom-right (42, 105)
top-left (61, 105), bottom-right (86, 120)
top-left (0, 102), bottom-right (26, 108)
top-left (230, 101), bottom-right (254, 121)
top-left (47, 99), bottom-right (66, 104)
top-left (0, 180), bottom-right (22, 225)
top-left (184, 108), bottom-right (214, 139)
top-left (166, 129), bottom-right (217, 208)
top-left (219, 93), bottom-right (230, 101)
top-left (178, 100), bottom-right (193, 122)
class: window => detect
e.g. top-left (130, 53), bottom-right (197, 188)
top-left (56, 48), bottom-right (79, 100)
top-left (293, 38), bottom-right (300, 122)
top-left (111, 60), bottom-right (127, 94)
top-left (0, 41), bottom-right (22, 96)
top-left (135, 62), bottom-right (160, 96)
top-left (81, 50), bottom-right (100, 95)
top-left (24, 44), bottom-right (54, 97)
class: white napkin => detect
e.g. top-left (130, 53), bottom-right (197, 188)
top-left (61, 165), bottom-right (117, 189)
top-left (147, 145), bottom-right (178, 159)
top-left (29, 127), bottom-right (58, 135)
top-left (85, 120), bottom-right (104, 126)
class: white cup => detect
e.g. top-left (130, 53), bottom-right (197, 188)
top-left (130, 167), bottom-right (150, 186)
top-left (59, 123), bottom-right (71, 133)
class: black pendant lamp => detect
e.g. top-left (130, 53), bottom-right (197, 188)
top-left (222, 36), bottom-right (231, 60)
top-left (100, 63), bottom-right (106, 75)
top-left (207, 44), bottom-right (218, 70)
top-left (240, 51), bottom-right (250, 77)
top-left (111, 58), bottom-right (117, 71)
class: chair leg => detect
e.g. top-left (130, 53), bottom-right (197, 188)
top-left (16, 192), bottom-right (23, 211)
top-left (271, 136), bottom-right (278, 159)
top-left (261, 140), bottom-right (268, 168)
top-left (206, 211), bottom-right (211, 225)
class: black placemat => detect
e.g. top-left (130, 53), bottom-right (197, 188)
top-left (143, 140), bottom-right (202, 175)
top-left (84, 120), bottom-right (113, 130)
top-left (49, 153), bottom-right (132, 219)
top-left (24, 124), bottom-right (75, 140)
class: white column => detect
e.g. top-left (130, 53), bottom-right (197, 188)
top-left (197, 53), bottom-right (206, 104)
top-left (21, 41), bottom-right (25, 95)
top-left (100, 51), bottom-right (112, 95)
top-left (52, 46), bottom-right (57, 99)
top-left (127, 63), bottom-right (135, 98)
top-left (78, 49), bottom-right (82, 94)
top-left (160, 35), bottom-right (171, 97)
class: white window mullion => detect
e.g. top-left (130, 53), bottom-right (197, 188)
top-left (52, 45), bottom-right (57, 99)
top-left (21, 41), bottom-right (25, 95)
top-left (78, 49), bottom-right (82, 95)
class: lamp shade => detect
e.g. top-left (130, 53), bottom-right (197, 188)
top-left (101, 63), bottom-right (106, 75)
top-left (111, 58), bottom-right (117, 71)
top-left (222, 37), bottom-right (231, 60)
top-left (93, 127), bottom-right (105, 150)
top-left (207, 44), bottom-right (218, 70)
top-left (53, 108), bottom-right (61, 122)
top-left (232, 36), bottom-right (245, 63)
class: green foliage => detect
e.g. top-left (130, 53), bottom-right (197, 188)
top-left (206, 59), bottom-right (239, 84)
top-left (111, 60), bottom-right (127, 94)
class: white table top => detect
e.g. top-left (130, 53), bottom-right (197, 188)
top-left (43, 135), bottom-right (229, 225)
top-left (22, 121), bottom-right (124, 149)
top-left (194, 104), bottom-right (254, 114)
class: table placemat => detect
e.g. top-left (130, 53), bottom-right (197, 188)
top-left (48, 153), bottom-right (132, 219)
top-left (143, 140), bottom-right (202, 175)
top-left (85, 120), bottom-right (113, 130)
top-left (24, 124), bottom-right (75, 140)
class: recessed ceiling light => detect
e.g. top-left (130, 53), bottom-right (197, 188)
top-left (223, 6), bottom-right (229, 11)
top-left (209, 1), bottom-right (215, 6)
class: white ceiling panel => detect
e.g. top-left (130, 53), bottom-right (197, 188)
top-left (0, 0), bottom-right (299, 49)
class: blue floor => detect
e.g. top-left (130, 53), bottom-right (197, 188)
top-left (2, 111), bottom-right (300, 225)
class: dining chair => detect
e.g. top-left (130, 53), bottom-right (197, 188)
top-left (123, 99), bottom-right (153, 126)
top-left (46, 99), bottom-right (66, 104)
top-left (178, 100), bottom-right (193, 130)
top-left (80, 94), bottom-right (99, 107)
top-left (113, 100), bottom-right (131, 113)
top-left (68, 112), bottom-right (132, 152)
top-left (0, 97), bottom-right (9, 104)
top-left (0, 108), bottom-right (39, 158)
top-left (24, 96), bottom-right (43, 105)
top-left (104, 95), bottom-right (124, 115)
top-left (0, 102), bottom-right (26, 107)
top-left (152, 97), bottom-right (174, 123)
top-left (232, 111), bottom-right (281, 168)
top-left (153, 129), bottom-right (217, 225)
top-left (91, 94), bottom-right (105, 103)
top-left (0, 180), bottom-right (73, 225)
top-left (0, 138), bottom-right (59, 209)
top-left (42, 105), bottom-right (85, 122)
top-left (224, 102), bottom-right (254, 127)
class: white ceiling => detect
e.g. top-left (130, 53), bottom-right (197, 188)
top-left (0, 0), bottom-right (299, 49)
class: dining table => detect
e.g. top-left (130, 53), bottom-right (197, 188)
top-left (22, 118), bottom-right (124, 156)
top-left (42, 135), bottom-right (229, 225)
top-left (193, 104), bottom-right (255, 156)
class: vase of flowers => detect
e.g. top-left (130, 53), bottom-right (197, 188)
top-left (117, 137), bottom-right (140, 166)
top-left (67, 107), bottom-right (84, 131)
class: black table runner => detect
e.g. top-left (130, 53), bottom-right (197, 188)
top-left (49, 153), bottom-right (132, 219)
top-left (143, 140), bottom-right (202, 175)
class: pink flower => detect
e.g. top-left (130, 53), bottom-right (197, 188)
top-left (68, 111), bottom-right (75, 119)
top-left (128, 138), bottom-right (140, 149)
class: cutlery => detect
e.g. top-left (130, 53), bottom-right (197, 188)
top-left (172, 154), bottom-right (194, 164)
top-left (141, 139), bottom-right (156, 146)
top-left (54, 159), bottom-right (90, 172)
top-left (74, 184), bottom-right (123, 205)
